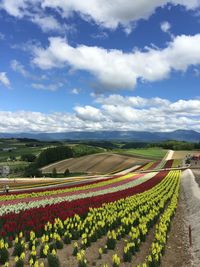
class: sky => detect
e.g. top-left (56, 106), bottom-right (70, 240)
top-left (0, 0), bottom-right (200, 133)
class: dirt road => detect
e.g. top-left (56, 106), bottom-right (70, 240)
top-left (181, 169), bottom-right (200, 267)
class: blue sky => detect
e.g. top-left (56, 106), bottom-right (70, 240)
top-left (0, 0), bottom-right (200, 132)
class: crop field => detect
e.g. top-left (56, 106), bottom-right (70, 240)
top-left (116, 148), bottom-right (167, 160)
top-left (172, 150), bottom-right (200, 159)
top-left (0, 177), bottom-right (88, 191)
top-left (41, 153), bottom-right (150, 175)
top-left (0, 158), bottom-right (184, 267)
top-left (134, 159), bottom-right (182, 172)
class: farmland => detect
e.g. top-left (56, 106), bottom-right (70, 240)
top-left (116, 148), bottom-right (167, 160)
top-left (0, 156), bottom-right (193, 267)
top-left (0, 140), bottom-right (198, 266)
top-left (41, 153), bottom-right (151, 175)
top-left (172, 150), bottom-right (200, 159)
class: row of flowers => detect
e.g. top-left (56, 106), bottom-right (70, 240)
top-left (0, 170), bottom-right (180, 267)
top-left (135, 159), bottom-right (182, 172)
top-left (0, 173), bottom-right (134, 202)
top-left (0, 172), bottom-right (157, 216)
top-left (0, 170), bottom-right (168, 238)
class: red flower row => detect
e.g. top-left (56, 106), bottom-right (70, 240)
top-left (0, 171), bottom-right (168, 238)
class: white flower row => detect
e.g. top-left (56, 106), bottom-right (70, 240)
top-left (0, 172), bottom-right (157, 216)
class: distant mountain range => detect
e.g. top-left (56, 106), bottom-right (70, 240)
top-left (0, 130), bottom-right (200, 142)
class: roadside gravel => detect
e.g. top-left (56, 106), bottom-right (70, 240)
top-left (181, 169), bottom-right (200, 267)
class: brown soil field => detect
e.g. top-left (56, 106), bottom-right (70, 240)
top-left (41, 153), bottom-right (150, 174)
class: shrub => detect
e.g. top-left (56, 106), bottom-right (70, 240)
top-left (55, 240), bottom-right (63, 250)
top-left (47, 254), bottom-right (60, 267)
top-left (0, 247), bottom-right (9, 264)
top-left (13, 243), bottom-right (24, 257)
top-left (15, 259), bottom-right (24, 267)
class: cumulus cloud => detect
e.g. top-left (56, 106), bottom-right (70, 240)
top-left (74, 106), bottom-right (104, 122)
top-left (0, 96), bottom-right (200, 132)
top-left (32, 34), bottom-right (200, 90)
top-left (0, 72), bottom-right (10, 87)
top-left (1, 0), bottom-right (200, 33)
top-left (0, 110), bottom-right (103, 133)
top-left (73, 95), bottom-right (200, 132)
top-left (41, 0), bottom-right (200, 32)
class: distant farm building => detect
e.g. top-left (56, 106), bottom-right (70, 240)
top-left (185, 154), bottom-right (200, 168)
top-left (2, 147), bottom-right (17, 152)
top-left (0, 166), bottom-right (10, 176)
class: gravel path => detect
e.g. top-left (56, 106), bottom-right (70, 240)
top-left (181, 169), bottom-right (200, 267)
top-left (164, 150), bottom-right (174, 161)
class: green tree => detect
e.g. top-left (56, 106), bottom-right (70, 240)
top-left (64, 168), bottom-right (70, 176)
top-left (36, 146), bottom-right (73, 167)
top-left (52, 167), bottom-right (57, 177)
top-left (24, 163), bottom-right (42, 177)
top-left (21, 154), bottom-right (36, 162)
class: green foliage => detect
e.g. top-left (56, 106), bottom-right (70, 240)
top-left (63, 233), bottom-right (71, 244)
top-left (123, 251), bottom-right (132, 262)
top-left (15, 259), bottom-right (24, 267)
top-left (47, 253), bottom-right (60, 267)
top-left (72, 246), bottom-right (78, 256)
top-left (55, 240), bottom-right (63, 249)
top-left (72, 144), bottom-right (104, 157)
top-left (121, 142), bottom-right (148, 149)
top-left (106, 238), bottom-right (116, 250)
top-left (149, 140), bottom-right (195, 150)
top-left (0, 247), bottom-right (9, 264)
top-left (36, 146), bottom-right (73, 167)
top-left (20, 154), bottom-right (36, 162)
top-left (39, 245), bottom-right (45, 258)
top-left (13, 243), bottom-right (24, 257)
top-left (23, 163), bottom-right (42, 177)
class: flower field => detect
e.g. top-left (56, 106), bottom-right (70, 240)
top-left (0, 168), bottom-right (181, 267)
top-left (135, 159), bottom-right (182, 172)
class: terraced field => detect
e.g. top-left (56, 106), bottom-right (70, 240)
top-left (41, 153), bottom-right (151, 174)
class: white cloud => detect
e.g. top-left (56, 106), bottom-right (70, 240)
top-left (0, 72), bottom-right (10, 87)
top-left (0, 1), bottom-right (68, 33)
top-left (31, 14), bottom-right (65, 33)
top-left (71, 88), bottom-right (81, 94)
top-left (160, 21), bottom-right (171, 32)
top-left (0, 0), bottom-right (27, 18)
top-left (95, 94), bottom-right (170, 107)
top-left (32, 34), bottom-right (200, 90)
top-left (1, 0), bottom-right (200, 33)
top-left (73, 95), bottom-right (200, 132)
top-left (0, 96), bottom-right (200, 132)
top-left (10, 59), bottom-right (29, 77)
top-left (31, 82), bottom-right (63, 91)
top-left (74, 105), bottom-right (104, 122)
top-left (41, 0), bottom-right (200, 32)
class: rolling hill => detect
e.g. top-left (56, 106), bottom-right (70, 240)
top-left (1, 130), bottom-right (200, 142)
